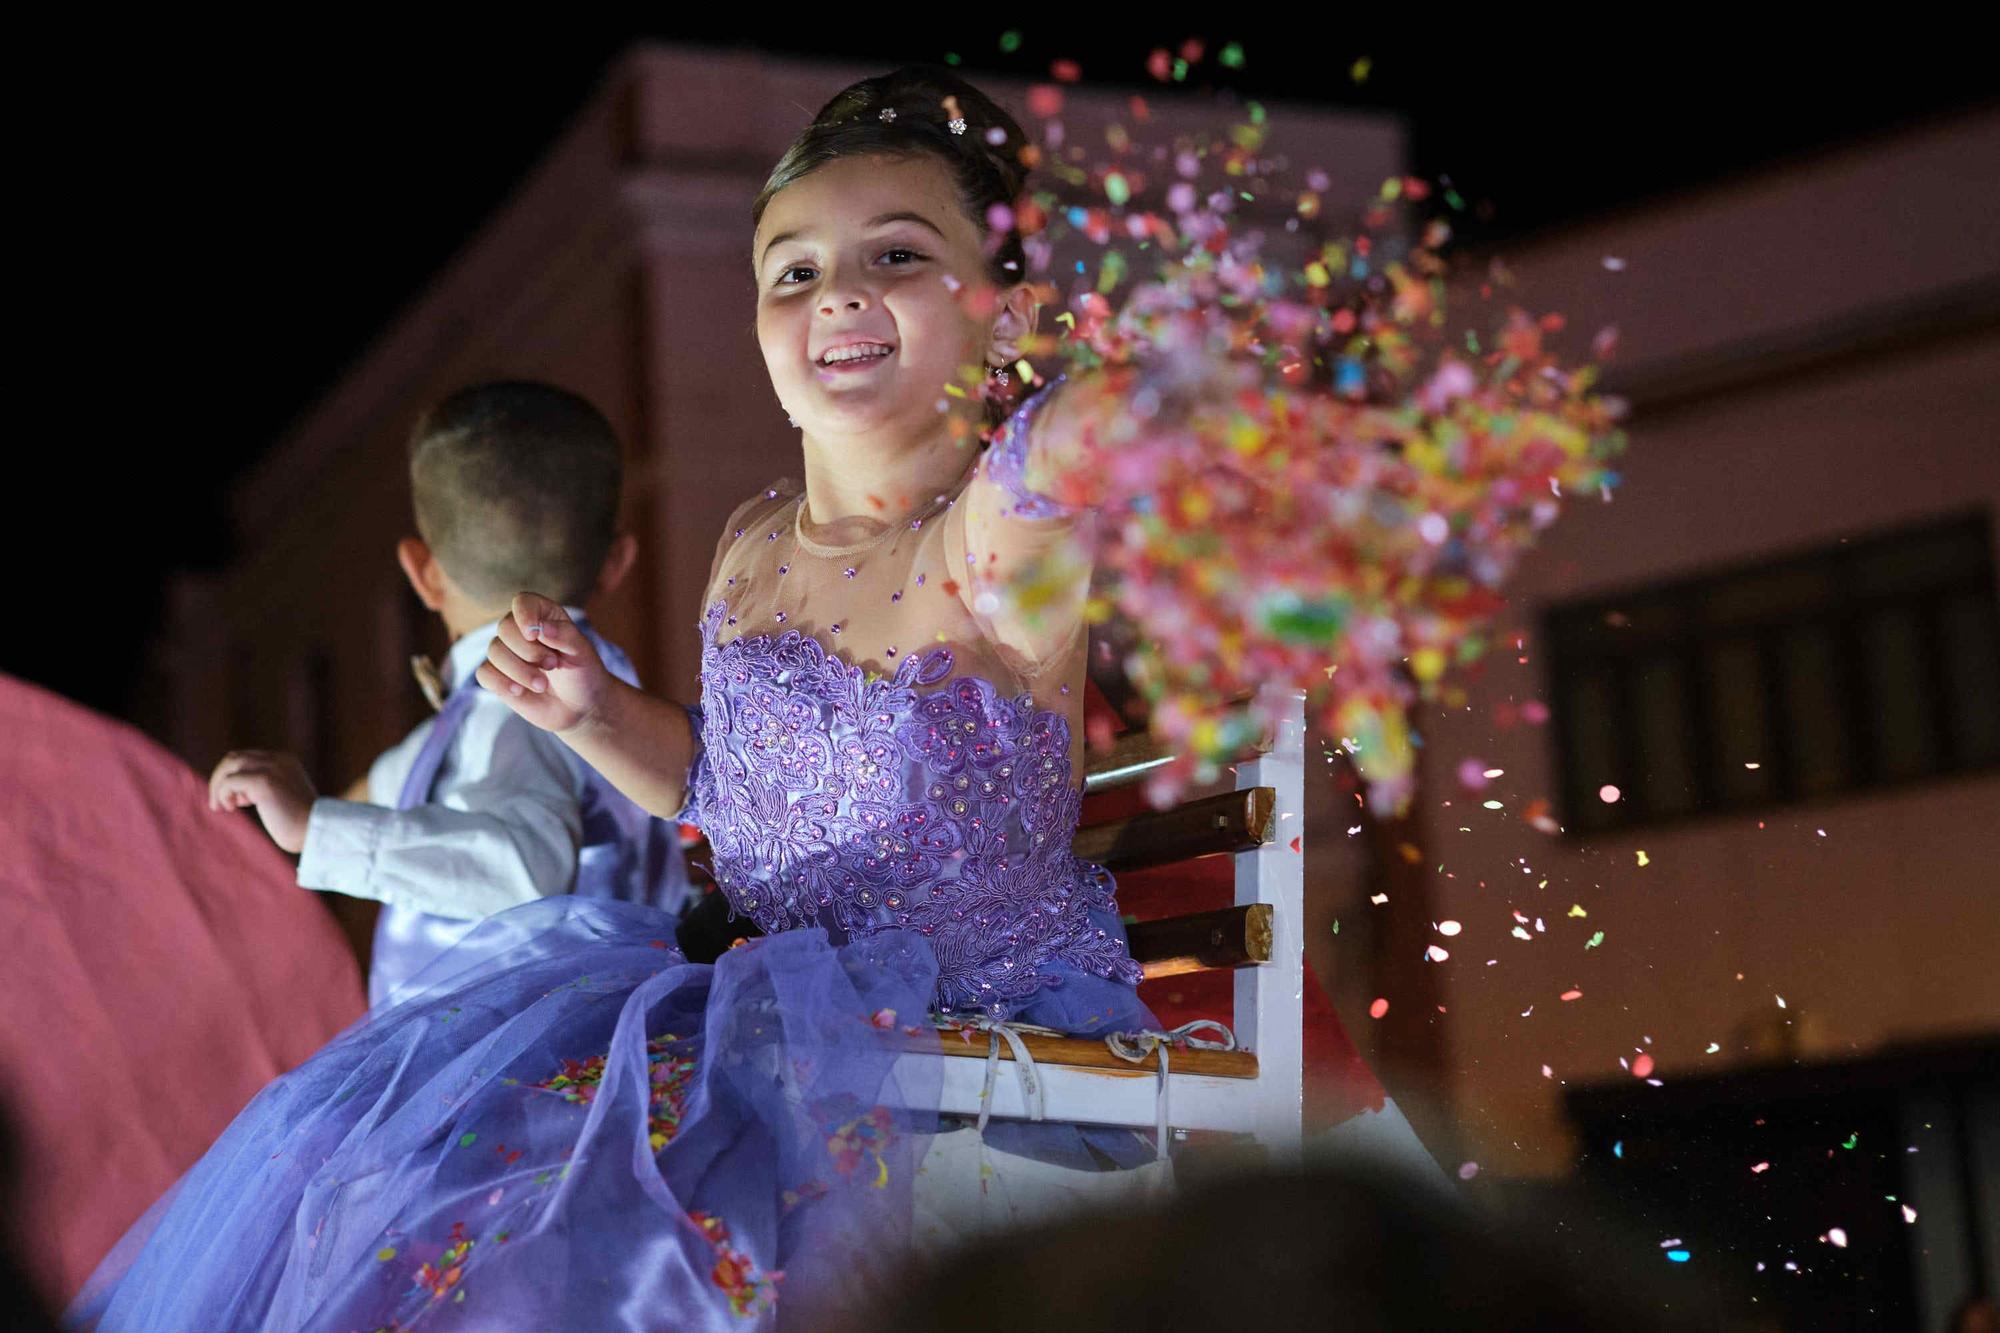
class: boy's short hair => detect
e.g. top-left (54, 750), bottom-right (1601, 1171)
top-left (408, 382), bottom-right (623, 606)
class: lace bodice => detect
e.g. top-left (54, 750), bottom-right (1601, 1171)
top-left (689, 604), bottom-right (1140, 1017)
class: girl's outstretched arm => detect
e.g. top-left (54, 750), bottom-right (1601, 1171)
top-left (477, 592), bottom-right (697, 820)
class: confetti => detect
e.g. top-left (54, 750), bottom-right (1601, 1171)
top-left (1425, 945), bottom-right (1450, 962)
top-left (1368, 997), bottom-right (1389, 1019)
top-left (1436, 920), bottom-right (1462, 936)
top-left (1630, 1053), bottom-right (1655, 1078)
top-left (1752, 1161), bottom-right (1770, 1174)
top-left (1584, 930), bottom-right (1604, 949)
top-left (1598, 784), bottom-right (1622, 804)
top-left (990, 89), bottom-right (1625, 813)
top-left (1560, 988), bottom-right (1583, 1002)
top-left (1635, 849), bottom-right (1650, 867)
top-left (1456, 1161), bottom-right (1480, 1181)
top-left (1902, 1205), bottom-right (1918, 1224)
top-left (1828, 1228), bottom-right (1848, 1248)
top-left (1666, 1250), bottom-right (1691, 1264)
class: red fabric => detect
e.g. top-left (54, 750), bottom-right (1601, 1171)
top-left (0, 676), bottom-right (366, 1303)
top-left (1085, 756), bottom-right (1387, 1131)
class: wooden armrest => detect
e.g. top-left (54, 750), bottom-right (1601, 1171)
top-left (931, 1027), bottom-right (1260, 1079)
top-left (1072, 787), bottom-right (1276, 874)
top-left (1081, 730), bottom-right (1177, 793)
top-left (1080, 710), bottom-right (1277, 794)
top-left (1127, 904), bottom-right (1273, 979)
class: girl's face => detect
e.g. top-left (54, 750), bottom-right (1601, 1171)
top-left (754, 153), bottom-right (1022, 447)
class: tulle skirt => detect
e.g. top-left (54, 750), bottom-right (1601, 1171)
top-left (71, 899), bottom-right (944, 1331)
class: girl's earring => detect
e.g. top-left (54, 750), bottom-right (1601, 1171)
top-left (993, 367), bottom-right (1010, 388)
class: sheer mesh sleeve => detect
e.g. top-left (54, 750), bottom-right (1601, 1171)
top-left (975, 381), bottom-right (1074, 520)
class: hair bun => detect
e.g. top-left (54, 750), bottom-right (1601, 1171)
top-left (812, 65), bottom-right (1029, 198)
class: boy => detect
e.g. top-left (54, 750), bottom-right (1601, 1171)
top-left (209, 381), bottom-right (691, 1006)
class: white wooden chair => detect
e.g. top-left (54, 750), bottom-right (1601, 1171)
top-left (916, 691), bottom-right (1308, 1156)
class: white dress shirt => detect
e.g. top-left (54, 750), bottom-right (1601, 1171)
top-left (296, 618), bottom-right (584, 920)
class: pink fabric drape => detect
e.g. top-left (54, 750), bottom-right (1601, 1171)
top-left (0, 675), bottom-right (365, 1304)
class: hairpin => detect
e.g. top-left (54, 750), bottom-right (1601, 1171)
top-left (878, 108), bottom-right (897, 123)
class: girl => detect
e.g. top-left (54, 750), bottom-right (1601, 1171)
top-left (76, 67), bottom-right (1193, 1332)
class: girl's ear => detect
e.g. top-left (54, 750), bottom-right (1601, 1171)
top-left (396, 537), bottom-right (448, 612)
top-left (986, 281), bottom-right (1040, 369)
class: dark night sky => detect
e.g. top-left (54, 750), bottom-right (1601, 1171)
top-left (16, 21), bottom-right (1995, 720)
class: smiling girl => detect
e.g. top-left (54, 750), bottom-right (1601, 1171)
top-left (76, 68), bottom-right (1181, 1332)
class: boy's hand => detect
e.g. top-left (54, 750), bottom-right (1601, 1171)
top-left (478, 593), bottom-right (612, 735)
top-left (209, 750), bottom-right (316, 853)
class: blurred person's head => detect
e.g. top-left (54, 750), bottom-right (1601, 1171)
top-left (401, 380), bottom-right (636, 636)
top-left (750, 66), bottom-right (1038, 468)
top-left (845, 1163), bottom-right (1693, 1333)
top-left (1954, 1295), bottom-right (2000, 1333)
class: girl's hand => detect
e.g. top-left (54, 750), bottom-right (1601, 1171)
top-left (209, 749), bottom-right (316, 852)
top-left (477, 593), bottom-right (613, 735)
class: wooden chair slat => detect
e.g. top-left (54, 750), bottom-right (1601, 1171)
top-left (1080, 714), bottom-right (1276, 793)
top-left (1073, 786), bottom-right (1276, 874)
top-left (1080, 730), bottom-right (1176, 793)
top-left (1127, 903), bottom-right (1273, 979)
top-left (930, 1027), bottom-right (1260, 1079)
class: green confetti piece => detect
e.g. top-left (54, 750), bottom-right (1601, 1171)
top-left (999, 30), bottom-right (1022, 53)
top-left (944, 52), bottom-right (961, 66)
top-left (1220, 42), bottom-right (1246, 69)
top-left (1842, 1132), bottom-right (1859, 1150)
top-left (1585, 930), bottom-right (1605, 949)
top-left (459, 1132), bottom-right (478, 1148)
top-left (376, 1246), bottom-right (397, 1262)
top-left (1172, 58), bottom-right (1188, 81)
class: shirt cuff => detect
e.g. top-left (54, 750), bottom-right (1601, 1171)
top-left (297, 797), bottom-right (385, 897)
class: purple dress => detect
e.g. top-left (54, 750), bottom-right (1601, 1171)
top-left (71, 438), bottom-right (1152, 1330)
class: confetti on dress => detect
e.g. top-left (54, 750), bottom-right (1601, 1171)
top-left (984, 89), bottom-right (1627, 810)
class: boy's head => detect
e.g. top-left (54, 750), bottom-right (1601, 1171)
top-left (401, 382), bottom-right (632, 629)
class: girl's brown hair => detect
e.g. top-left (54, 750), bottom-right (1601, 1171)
top-left (753, 65), bottom-right (1032, 288)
